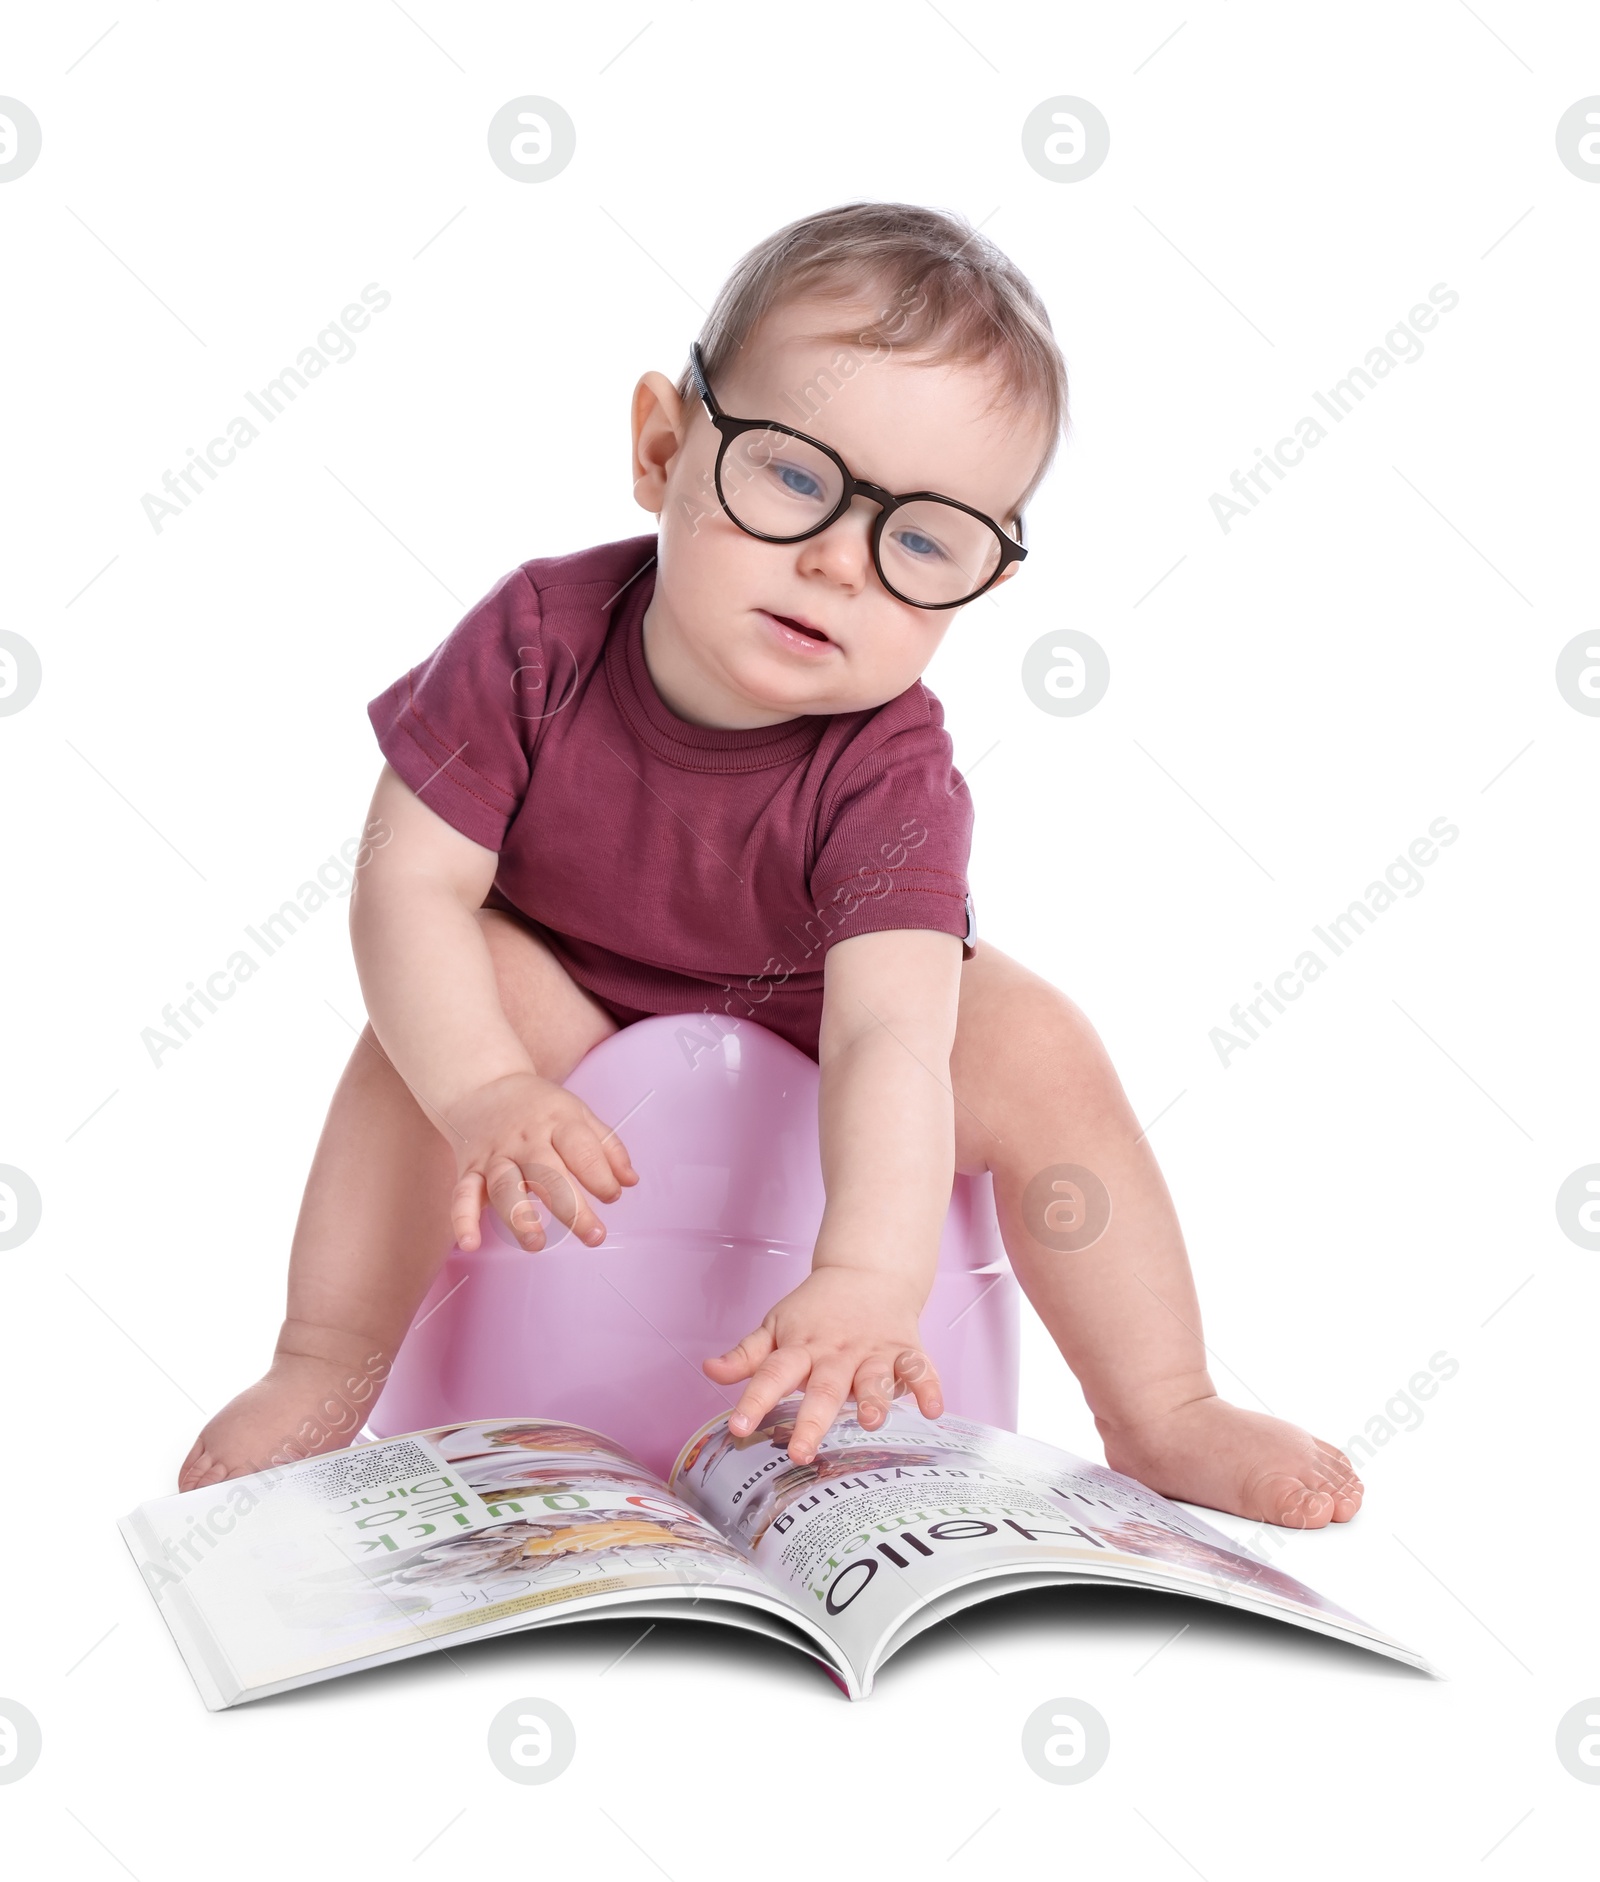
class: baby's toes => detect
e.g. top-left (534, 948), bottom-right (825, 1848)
top-left (1308, 1472), bottom-right (1361, 1522)
top-left (1312, 1442), bottom-right (1365, 1519)
top-left (179, 1442), bottom-right (228, 1494)
top-left (1314, 1437), bottom-right (1361, 1482)
top-left (1249, 1469), bottom-right (1336, 1529)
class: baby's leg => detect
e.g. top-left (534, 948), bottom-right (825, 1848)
top-left (948, 942), bottom-right (1362, 1529)
top-left (178, 911), bottom-right (621, 1489)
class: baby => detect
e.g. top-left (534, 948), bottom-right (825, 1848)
top-left (181, 202), bottom-right (1362, 1530)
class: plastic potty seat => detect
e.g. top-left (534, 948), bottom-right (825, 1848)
top-left (368, 1013), bottom-right (1020, 1478)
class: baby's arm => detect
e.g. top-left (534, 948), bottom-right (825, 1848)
top-left (703, 927), bottom-right (962, 1463)
top-left (353, 764), bottom-right (636, 1250)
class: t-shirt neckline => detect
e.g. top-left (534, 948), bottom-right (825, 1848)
top-left (605, 554), bottom-right (830, 773)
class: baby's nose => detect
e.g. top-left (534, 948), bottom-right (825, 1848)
top-left (796, 509), bottom-right (873, 589)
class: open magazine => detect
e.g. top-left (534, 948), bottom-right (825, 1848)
top-left (119, 1397), bottom-right (1431, 1707)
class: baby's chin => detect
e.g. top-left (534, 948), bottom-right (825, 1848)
top-left (713, 636), bottom-right (854, 718)
top-left (738, 663), bottom-right (892, 722)
top-left (739, 625), bottom-right (922, 716)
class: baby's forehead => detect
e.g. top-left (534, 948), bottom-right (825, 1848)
top-left (721, 305), bottom-right (1046, 515)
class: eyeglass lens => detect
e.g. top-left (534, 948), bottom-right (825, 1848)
top-left (718, 426), bottom-right (1004, 606)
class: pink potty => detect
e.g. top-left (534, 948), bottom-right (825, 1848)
top-left (368, 1013), bottom-right (1020, 1478)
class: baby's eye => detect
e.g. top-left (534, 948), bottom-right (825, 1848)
top-left (892, 527), bottom-right (948, 562)
top-left (774, 462), bottom-right (826, 501)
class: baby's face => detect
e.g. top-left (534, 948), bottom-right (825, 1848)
top-left (633, 296), bottom-right (1050, 727)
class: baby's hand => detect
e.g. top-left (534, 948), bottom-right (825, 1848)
top-left (703, 1267), bottom-right (944, 1465)
top-left (447, 1071), bottom-right (638, 1252)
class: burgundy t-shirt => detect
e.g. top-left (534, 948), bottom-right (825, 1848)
top-left (366, 533), bottom-right (976, 1062)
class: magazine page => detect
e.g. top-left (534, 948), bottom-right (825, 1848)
top-left (120, 1417), bottom-right (845, 1709)
top-left (669, 1396), bottom-right (1429, 1692)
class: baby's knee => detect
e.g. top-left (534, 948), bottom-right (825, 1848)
top-left (975, 958), bottom-right (1100, 1053)
top-left (993, 978), bottom-right (1123, 1107)
top-left (1034, 984), bottom-right (1113, 1073)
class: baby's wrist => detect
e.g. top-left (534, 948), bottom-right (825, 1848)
top-left (809, 1244), bottom-right (934, 1303)
top-left (430, 1056), bottom-right (544, 1123)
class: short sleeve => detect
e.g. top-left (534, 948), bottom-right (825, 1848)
top-left (366, 567), bottom-right (543, 852)
top-left (809, 712), bottom-right (977, 961)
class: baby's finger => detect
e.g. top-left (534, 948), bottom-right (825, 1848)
top-left (518, 1159), bottom-right (600, 1248)
top-left (485, 1155), bottom-right (546, 1250)
top-left (788, 1367), bottom-right (853, 1464)
top-left (851, 1358), bottom-right (899, 1431)
top-left (703, 1324), bottom-right (776, 1386)
top-left (450, 1171), bottom-right (488, 1251)
top-left (727, 1345), bottom-right (812, 1437)
top-left (550, 1120), bottom-right (626, 1229)
top-left (896, 1347), bottom-right (944, 1420)
top-left (587, 1111), bottom-right (640, 1188)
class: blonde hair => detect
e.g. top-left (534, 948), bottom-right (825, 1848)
top-left (676, 201), bottom-right (1069, 517)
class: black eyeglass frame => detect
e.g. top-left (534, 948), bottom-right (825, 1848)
top-left (688, 341), bottom-right (1028, 611)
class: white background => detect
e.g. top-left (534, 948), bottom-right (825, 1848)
top-left (3, 2), bottom-right (1598, 1874)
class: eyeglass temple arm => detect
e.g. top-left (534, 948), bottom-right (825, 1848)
top-left (688, 341), bottom-right (722, 418)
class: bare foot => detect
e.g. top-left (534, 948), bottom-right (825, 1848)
top-left (1098, 1395), bottom-right (1364, 1529)
top-left (178, 1354), bottom-right (376, 1492)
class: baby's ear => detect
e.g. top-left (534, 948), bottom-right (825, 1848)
top-left (631, 371), bottom-right (687, 514)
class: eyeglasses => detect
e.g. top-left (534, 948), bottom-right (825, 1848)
top-left (688, 341), bottom-right (1028, 610)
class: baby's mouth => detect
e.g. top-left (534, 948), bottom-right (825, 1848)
top-left (763, 610), bottom-right (831, 643)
